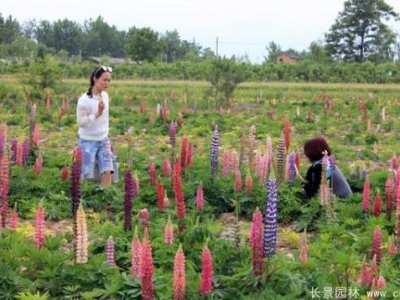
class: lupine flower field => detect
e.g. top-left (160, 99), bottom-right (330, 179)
top-left (1, 80), bottom-right (400, 299)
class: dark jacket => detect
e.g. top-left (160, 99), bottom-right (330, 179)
top-left (303, 161), bottom-right (352, 198)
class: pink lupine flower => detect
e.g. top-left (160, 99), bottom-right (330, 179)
top-left (371, 227), bottom-right (382, 265)
top-left (75, 203), bottom-right (88, 264)
top-left (385, 175), bottom-right (394, 221)
top-left (8, 203), bottom-right (18, 231)
top-left (32, 124), bottom-right (40, 146)
top-left (245, 172), bottom-right (253, 195)
top-left (392, 154), bottom-right (398, 171)
top-left (234, 170), bottom-right (242, 193)
top-left (149, 163), bottom-right (156, 186)
top-left (196, 184), bottom-right (204, 211)
top-left (249, 207), bottom-right (264, 275)
top-left (388, 235), bottom-right (398, 255)
top-left (164, 215), bottom-right (174, 245)
top-left (375, 275), bottom-right (387, 290)
top-left (373, 190), bottom-right (382, 217)
top-left (163, 157), bottom-right (172, 177)
top-left (131, 226), bottom-right (142, 278)
top-left (16, 143), bottom-right (23, 166)
top-left (299, 231), bottom-right (308, 263)
top-left (230, 151), bottom-right (239, 174)
top-left (33, 154), bottom-right (43, 174)
top-left (396, 184), bottom-right (400, 245)
top-left (140, 229), bottom-right (154, 300)
top-left (163, 190), bottom-right (170, 208)
top-left (222, 150), bottom-right (230, 178)
top-left (0, 155), bottom-right (10, 227)
top-left (359, 258), bottom-right (373, 287)
top-left (173, 245), bottom-right (186, 300)
top-left (35, 203), bottom-right (45, 248)
top-left (186, 143), bottom-right (193, 167)
top-left (180, 137), bottom-right (188, 171)
top-left (106, 236), bottom-right (116, 266)
top-left (199, 244), bottom-right (213, 296)
top-left (140, 208), bottom-right (150, 232)
top-left (362, 177), bottom-right (371, 212)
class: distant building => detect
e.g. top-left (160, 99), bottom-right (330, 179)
top-left (276, 53), bottom-right (298, 64)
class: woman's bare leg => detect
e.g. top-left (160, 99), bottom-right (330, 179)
top-left (101, 171), bottom-right (112, 188)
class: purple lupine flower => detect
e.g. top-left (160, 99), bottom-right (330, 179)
top-left (169, 120), bottom-right (177, 147)
top-left (22, 138), bottom-right (30, 167)
top-left (10, 137), bottom-right (17, 163)
top-left (276, 136), bottom-right (286, 185)
top-left (264, 171), bottom-right (278, 257)
top-left (124, 169), bottom-right (134, 231)
top-left (106, 236), bottom-right (116, 266)
top-left (210, 125), bottom-right (219, 180)
top-left (287, 152), bottom-right (296, 186)
top-left (71, 148), bottom-right (81, 217)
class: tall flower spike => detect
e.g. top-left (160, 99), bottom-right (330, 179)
top-left (276, 136), bottom-right (286, 185)
top-left (140, 229), bottom-right (154, 300)
top-left (359, 256), bottom-right (372, 287)
top-left (222, 150), bottom-right (230, 178)
top-left (264, 171), bottom-right (278, 257)
top-left (283, 118), bottom-right (290, 150)
top-left (162, 157), bottom-right (171, 177)
top-left (8, 203), bottom-right (18, 231)
top-left (299, 230), bottom-right (308, 262)
top-left (249, 207), bottom-right (264, 275)
top-left (180, 137), bottom-right (188, 171)
top-left (199, 243), bottom-right (213, 296)
top-left (395, 183), bottom-right (400, 246)
top-left (140, 208), bottom-right (150, 232)
top-left (157, 179), bottom-right (165, 211)
top-left (106, 236), bottom-right (116, 266)
top-left (373, 189), bottom-right (382, 218)
top-left (61, 165), bottom-right (69, 181)
top-left (131, 226), bottom-right (142, 278)
top-left (234, 170), bottom-right (242, 193)
top-left (371, 227), bottom-right (382, 265)
top-left (35, 202), bottom-right (45, 249)
top-left (0, 155), bottom-right (10, 228)
top-left (245, 171), bottom-right (253, 195)
top-left (164, 215), bottom-right (174, 245)
top-left (75, 203), bottom-right (88, 264)
top-left (124, 169), bottom-right (134, 231)
top-left (149, 163), bottom-right (156, 186)
top-left (392, 154), bottom-right (398, 171)
top-left (287, 152), bottom-right (296, 186)
top-left (173, 161), bottom-right (186, 219)
top-left (388, 235), bottom-right (398, 255)
top-left (385, 175), bottom-right (394, 222)
top-left (210, 125), bottom-right (219, 180)
top-left (173, 244), bottom-right (186, 300)
top-left (196, 184), bottom-right (204, 211)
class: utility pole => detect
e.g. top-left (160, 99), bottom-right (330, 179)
top-left (216, 36), bottom-right (219, 57)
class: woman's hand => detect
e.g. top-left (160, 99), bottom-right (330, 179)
top-left (96, 99), bottom-right (105, 118)
top-left (295, 165), bottom-right (305, 182)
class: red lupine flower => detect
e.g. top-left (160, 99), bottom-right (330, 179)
top-left (373, 190), bottom-right (382, 217)
top-left (173, 162), bottom-right (186, 219)
top-left (140, 229), bottom-right (154, 300)
top-left (196, 184), bottom-right (204, 211)
top-left (32, 124), bottom-right (40, 146)
top-left (249, 207), bottom-right (264, 275)
top-left (61, 165), bottom-right (68, 181)
top-left (362, 177), bottom-right (371, 212)
top-left (157, 179), bottom-right (165, 211)
top-left (371, 227), bottom-right (382, 265)
top-left (173, 245), bottom-right (186, 300)
top-left (234, 170), bottom-right (242, 193)
top-left (149, 163), bottom-right (156, 186)
top-left (199, 244), bottom-right (213, 296)
top-left (8, 203), bottom-right (18, 231)
top-left (164, 215), bottom-right (174, 245)
top-left (35, 203), bottom-right (45, 248)
top-left (245, 172), bottom-right (253, 195)
top-left (284, 118), bottom-right (290, 150)
top-left (295, 152), bottom-right (301, 172)
top-left (131, 226), bottom-right (142, 278)
top-left (0, 155), bottom-right (10, 227)
top-left (163, 157), bottom-right (171, 177)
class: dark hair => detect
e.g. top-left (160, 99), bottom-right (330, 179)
top-left (303, 136), bottom-right (332, 162)
top-left (86, 66), bottom-right (108, 98)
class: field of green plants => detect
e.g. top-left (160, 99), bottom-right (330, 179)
top-left (1, 79), bottom-right (400, 299)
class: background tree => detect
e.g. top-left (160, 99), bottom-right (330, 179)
top-left (325, 0), bottom-right (399, 62)
top-left (206, 56), bottom-right (245, 109)
top-left (264, 41), bottom-right (282, 63)
top-left (0, 14), bottom-right (21, 44)
top-left (124, 27), bottom-right (161, 63)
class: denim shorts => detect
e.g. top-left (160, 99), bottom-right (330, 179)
top-left (78, 137), bottom-right (114, 179)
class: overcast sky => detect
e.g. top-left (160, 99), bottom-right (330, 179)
top-left (2, 0), bottom-right (400, 62)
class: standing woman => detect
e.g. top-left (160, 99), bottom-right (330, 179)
top-left (77, 66), bottom-right (114, 188)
